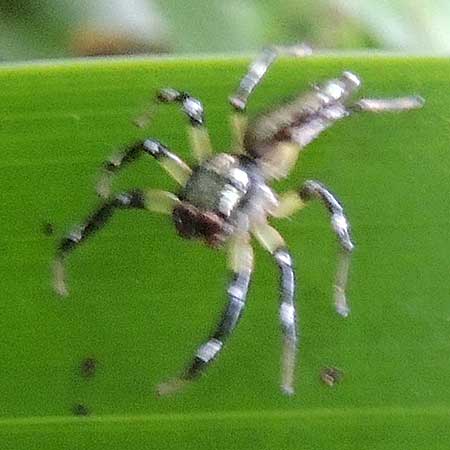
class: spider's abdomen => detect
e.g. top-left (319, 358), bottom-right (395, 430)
top-left (173, 153), bottom-right (263, 247)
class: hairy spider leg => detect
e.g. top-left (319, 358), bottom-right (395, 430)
top-left (252, 222), bottom-right (297, 396)
top-left (228, 45), bottom-right (311, 154)
top-left (157, 233), bottom-right (253, 396)
top-left (271, 190), bottom-right (306, 218)
top-left (229, 44), bottom-right (312, 112)
top-left (250, 89), bottom-right (424, 180)
top-left (53, 189), bottom-right (179, 296)
top-left (229, 112), bottom-right (248, 154)
top-left (271, 181), bottom-right (354, 314)
top-left (298, 180), bottom-right (354, 317)
top-left (352, 96), bottom-right (425, 113)
top-left (135, 87), bottom-right (213, 164)
top-left (97, 139), bottom-right (192, 199)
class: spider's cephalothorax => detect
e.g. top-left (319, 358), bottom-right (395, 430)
top-left (53, 45), bottom-right (424, 396)
top-left (173, 154), bottom-right (271, 248)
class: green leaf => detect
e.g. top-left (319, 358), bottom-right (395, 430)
top-left (1, 54), bottom-right (448, 449)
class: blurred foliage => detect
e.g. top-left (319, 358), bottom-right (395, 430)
top-left (0, 0), bottom-right (448, 61)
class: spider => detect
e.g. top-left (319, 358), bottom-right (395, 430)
top-left (53, 45), bottom-right (424, 396)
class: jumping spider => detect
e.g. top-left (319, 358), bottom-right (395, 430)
top-left (53, 46), bottom-right (423, 395)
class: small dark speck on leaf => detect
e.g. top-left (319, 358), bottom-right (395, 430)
top-left (42, 222), bottom-right (55, 236)
top-left (320, 367), bottom-right (343, 386)
top-left (80, 357), bottom-right (97, 378)
top-left (72, 403), bottom-right (90, 416)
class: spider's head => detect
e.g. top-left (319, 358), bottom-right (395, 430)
top-left (173, 154), bottom-right (252, 248)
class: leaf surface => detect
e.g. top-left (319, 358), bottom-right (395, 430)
top-left (0, 54), bottom-right (448, 449)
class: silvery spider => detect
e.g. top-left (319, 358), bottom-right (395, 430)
top-left (53, 46), bottom-right (423, 395)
